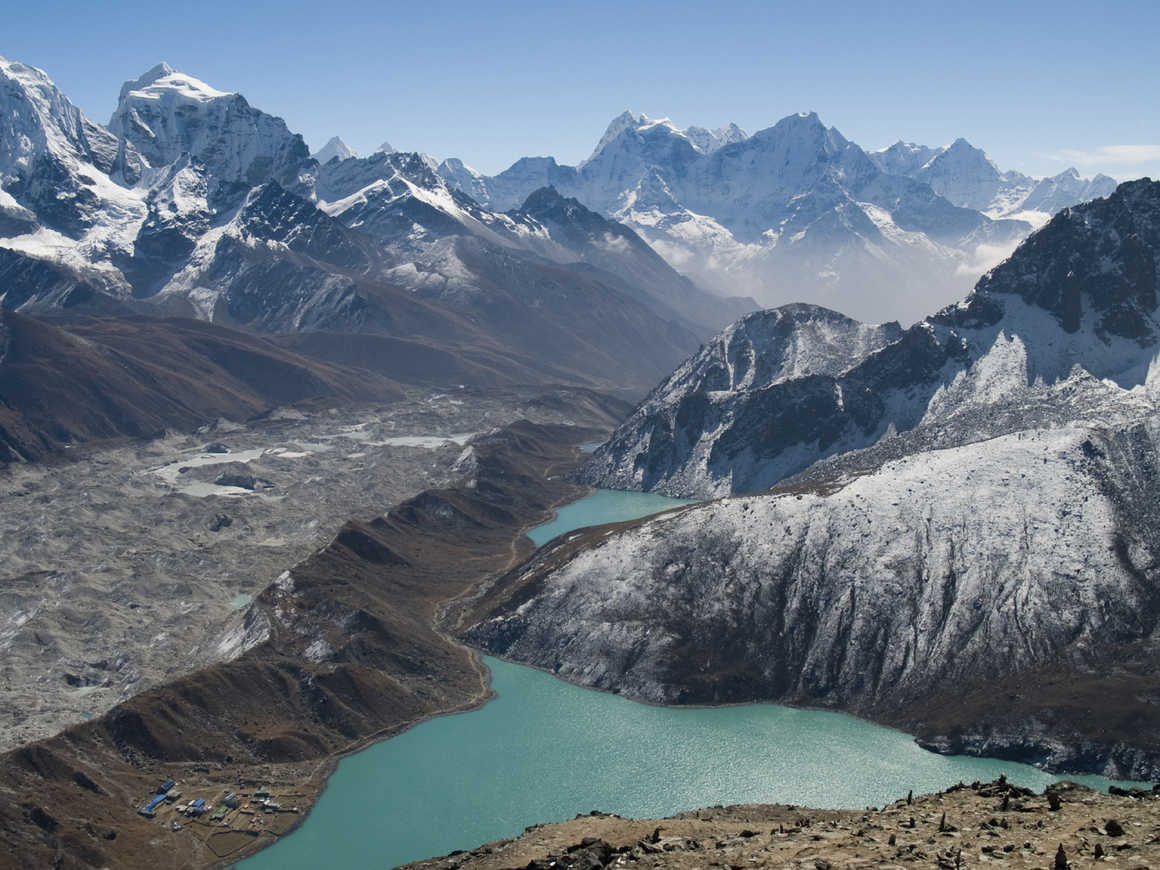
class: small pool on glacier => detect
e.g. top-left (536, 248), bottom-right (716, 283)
top-left (236, 488), bottom-right (1146, 870)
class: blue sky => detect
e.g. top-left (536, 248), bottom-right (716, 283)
top-left (5, 0), bottom-right (1159, 179)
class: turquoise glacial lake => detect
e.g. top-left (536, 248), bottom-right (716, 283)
top-left (527, 488), bottom-right (698, 547)
top-left (237, 489), bottom-right (1143, 870)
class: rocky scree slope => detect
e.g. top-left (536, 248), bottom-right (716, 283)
top-left (467, 179), bottom-right (1160, 781)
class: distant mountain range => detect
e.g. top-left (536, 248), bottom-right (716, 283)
top-left (0, 57), bottom-right (753, 395)
top-left (869, 138), bottom-right (1116, 222)
top-left (431, 112), bottom-right (1116, 324)
top-left (0, 54), bottom-right (1123, 393)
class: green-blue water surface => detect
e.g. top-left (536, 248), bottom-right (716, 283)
top-left (527, 488), bottom-right (697, 547)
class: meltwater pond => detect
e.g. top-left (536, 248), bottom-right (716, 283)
top-left (237, 489), bottom-right (1143, 870)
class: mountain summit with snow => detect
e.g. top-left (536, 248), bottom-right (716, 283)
top-left (311, 135), bottom-right (358, 164)
top-left (583, 111), bottom-right (747, 164)
top-left (108, 62), bottom-right (311, 194)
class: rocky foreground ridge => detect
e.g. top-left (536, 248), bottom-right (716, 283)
top-left (467, 180), bottom-right (1160, 782)
top-left (403, 779), bottom-right (1160, 870)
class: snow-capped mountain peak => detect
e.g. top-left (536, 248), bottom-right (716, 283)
top-left (870, 140), bottom-right (941, 177)
top-left (584, 111), bottom-right (747, 166)
top-left (108, 63), bottom-right (310, 193)
top-left (868, 136), bottom-right (1116, 226)
top-left (116, 62), bottom-right (230, 107)
top-left (0, 55), bottom-right (146, 241)
top-left (374, 141), bottom-right (395, 154)
top-left (0, 56), bottom-right (124, 177)
top-left (585, 110), bottom-right (645, 164)
top-left (938, 137), bottom-right (1002, 176)
top-left (312, 136), bottom-right (357, 165)
top-left (436, 157), bottom-right (488, 202)
top-left (749, 110), bottom-right (843, 152)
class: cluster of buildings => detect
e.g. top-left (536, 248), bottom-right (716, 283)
top-left (138, 778), bottom-right (295, 830)
top-left (137, 779), bottom-right (178, 818)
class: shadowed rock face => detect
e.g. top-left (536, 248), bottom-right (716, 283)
top-left (964, 178), bottom-right (1160, 339)
top-left (584, 180), bottom-right (1160, 499)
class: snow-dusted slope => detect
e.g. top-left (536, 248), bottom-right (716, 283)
top-left (469, 413), bottom-right (1160, 779)
top-left (584, 179), bottom-right (1160, 497)
top-left (449, 111), bottom-right (1031, 323)
top-left (581, 305), bottom-right (903, 495)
